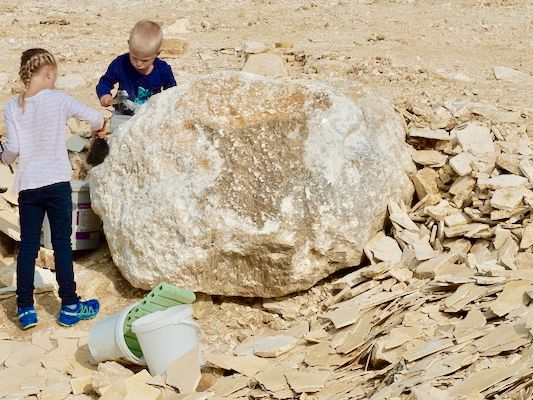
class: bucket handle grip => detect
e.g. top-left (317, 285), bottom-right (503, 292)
top-left (174, 320), bottom-right (200, 331)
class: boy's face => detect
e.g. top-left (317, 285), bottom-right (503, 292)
top-left (128, 43), bottom-right (158, 75)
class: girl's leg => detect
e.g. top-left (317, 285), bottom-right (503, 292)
top-left (17, 189), bottom-right (46, 308)
top-left (44, 182), bottom-right (78, 306)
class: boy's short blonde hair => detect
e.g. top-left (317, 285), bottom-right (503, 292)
top-left (129, 20), bottom-right (163, 55)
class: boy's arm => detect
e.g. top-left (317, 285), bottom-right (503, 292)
top-left (96, 59), bottom-right (120, 106)
top-left (162, 63), bottom-right (177, 89)
top-left (1, 107), bottom-right (20, 165)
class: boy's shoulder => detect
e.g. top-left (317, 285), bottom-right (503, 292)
top-left (107, 53), bottom-right (130, 68)
top-left (154, 57), bottom-right (173, 70)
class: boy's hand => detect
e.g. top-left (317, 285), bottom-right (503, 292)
top-left (99, 94), bottom-right (114, 107)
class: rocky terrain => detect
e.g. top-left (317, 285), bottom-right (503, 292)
top-left (0, 0), bottom-right (532, 399)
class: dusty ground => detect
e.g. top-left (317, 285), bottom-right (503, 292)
top-left (0, 0), bottom-right (531, 111)
top-left (0, 0), bottom-right (532, 397)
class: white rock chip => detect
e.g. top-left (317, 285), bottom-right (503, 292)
top-left (477, 175), bottom-right (528, 189)
top-left (454, 122), bottom-right (494, 156)
top-left (490, 188), bottom-right (524, 211)
top-left (409, 128), bottom-right (454, 141)
top-left (493, 66), bottom-right (531, 82)
top-left (92, 361), bottom-right (134, 395)
top-left (242, 53), bottom-right (289, 78)
top-left (56, 75), bottom-right (86, 90)
top-left (164, 17), bottom-right (190, 35)
top-left (519, 160), bottom-right (533, 183)
top-left (449, 153), bottom-right (474, 176)
top-left (412, 150), bottom-right (447, 167)
top-left (66, 135), bottom-right (86, 153)
top-left (365, 233), bottom-right (403, 263)
top-left (242, 41), bottom-right (269, 54)
top-left (253, 335), bottom-right (298, 357)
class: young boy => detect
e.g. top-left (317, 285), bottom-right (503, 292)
top-left (96, 20), bottom-right (176, 131)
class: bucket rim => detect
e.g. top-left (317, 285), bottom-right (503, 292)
top-left (115, 302), bottom-right (146, 365)
top-left (70, 180), bottom-right (90, 191)
top-left (88, 302), bottom-right (146, 366)
top-left (131, 304), bottom-right (194, 334)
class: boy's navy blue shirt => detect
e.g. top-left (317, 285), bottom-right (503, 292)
top-left (96, 54), bottom-right (176, 113)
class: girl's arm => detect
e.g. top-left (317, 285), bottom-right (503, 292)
top-left (62, 94), bottom-right (104, 132)
top-left (1, 107), bottom-right (20, 165)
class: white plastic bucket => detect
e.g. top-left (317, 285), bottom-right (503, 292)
top-left (88, 303), bottom-right (146, 366)
top-left (42, 180), bottom-right (102, 251)
top-left (132, 304), bottom-right (199, 376)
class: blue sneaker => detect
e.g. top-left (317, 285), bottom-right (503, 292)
top-left (57, 299), bottom-right (100, 327)
top-left (17, 306), bottom-right (38, 330)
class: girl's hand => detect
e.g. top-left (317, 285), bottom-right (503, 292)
top-left (92, 119), bottom-right (109, 139)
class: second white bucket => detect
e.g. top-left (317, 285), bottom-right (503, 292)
top-left (132, 304), bottom-right (199, 376)
top-left (88, 303), bottom-right (146, 366)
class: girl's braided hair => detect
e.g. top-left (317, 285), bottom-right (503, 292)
top-left (18, 48), bottom-right (57, 111)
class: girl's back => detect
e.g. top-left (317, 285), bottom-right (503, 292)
top-left (4, 89), bottom-right (102, 193)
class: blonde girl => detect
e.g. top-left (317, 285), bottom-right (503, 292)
top-left (1, 48), bottom-right (103, 329)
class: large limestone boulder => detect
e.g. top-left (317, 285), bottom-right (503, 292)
top-left (90, 72), bottom-right (415, 297)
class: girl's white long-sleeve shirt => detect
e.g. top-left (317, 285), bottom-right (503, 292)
top-left (2, 89), bottom-right (103, 194)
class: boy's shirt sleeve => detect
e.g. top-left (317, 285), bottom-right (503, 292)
top-left (163, 63), bottom-right (177, 89)
top-left (96, 58), bottom-right (120, 99)
top-left (2, 105), bottom-right (20, 165)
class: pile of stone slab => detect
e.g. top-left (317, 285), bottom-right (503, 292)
top-left (180, 105), bottom-right (533, 399)
top-left (0, 100), bottom-right (532, 400)
top-left (0, 328), bottom-right (104, 399)
top-left (0, 326), bottom-right (189, 400)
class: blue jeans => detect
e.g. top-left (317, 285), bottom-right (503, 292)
top-left (17, 181), bottom-right (78, 308)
